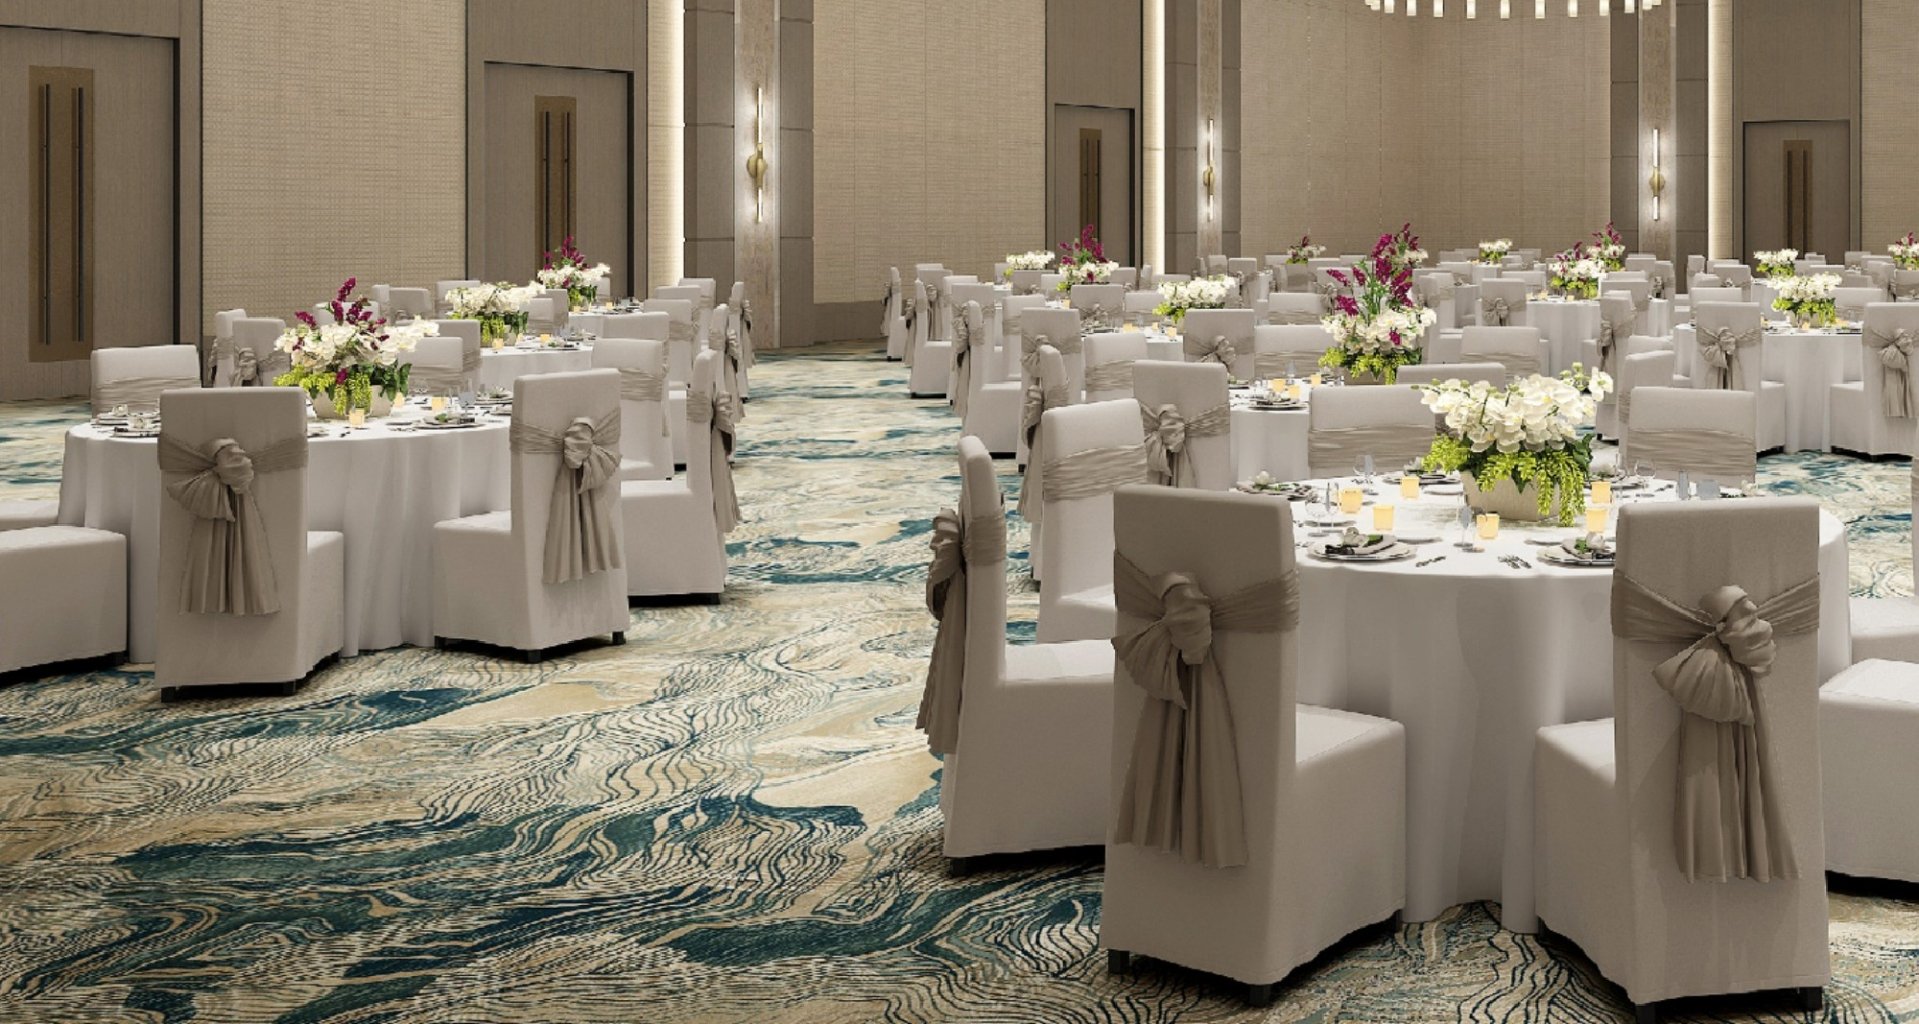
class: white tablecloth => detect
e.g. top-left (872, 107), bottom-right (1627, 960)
top-left (477, 346), bottom-right (594, 392)
top-left (1289, 484), bottom-right (1849, 932)
top-left (1229, 402), bottom-right (1310, 481)
top-left (57, 414), bottom-right (511, 661)
top-left (1526, 299), bottom-right (1601, 373)
top-left (1673, 324), bottom-right (1863, 452)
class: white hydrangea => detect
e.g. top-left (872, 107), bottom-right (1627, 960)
top-left (1004, 250), bottom-right (1054, 272)
top-left (1421, 368), bottom-right (1610, 455)
top-left (1774, 272), bottom-right (1840, 304)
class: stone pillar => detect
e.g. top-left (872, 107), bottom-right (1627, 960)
top-left (685, 0), bottom-right (735, 288)
top-left (736, 0), bottom-right (778, 347)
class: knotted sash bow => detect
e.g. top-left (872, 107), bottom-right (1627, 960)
top-left (880, 281), bottom-right (897, 336)
top-left (1697, 325), bottom-right (1761, 390)
top-left (1597, 319), bottom-right (1620, 373)
top-left (738, 299), bottom-right (756, 369)
top-left (1614, 574), bottom-right (1819, 882)
top-left (951, 313), bottom-right (977, 418)
top-left (1650, 274), bottom-right (1670, 300)
top-left (1183, 333), bottom-right (1237, 370)
top-left (689, 389), bottom-right (744, 536)
top-left (1020, 332), bottom-right (1082, 377)
top-left (509, 411), bottom-right (623, 584)
top-left (1871, 327), bottom-right (1918, 419)
top-left (1140, 401), bottom-right (1230, 488)
top-left (158, 433), bottom-right (308, 615)
top-left (1481, 296), bottom-right (1514, 327)
top-left (1018, 383), bottom-right (1071, 521)
top-left (917, 507), bottom-right (1006, 756)
top-left (1111, 552), bottom-right (1300, 868)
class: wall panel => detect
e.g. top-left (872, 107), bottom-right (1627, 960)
top-left (1862, 0), bottom-right (1919, 246)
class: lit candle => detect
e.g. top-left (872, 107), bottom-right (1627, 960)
top-left (1476, 513), bottom-right (1501, 541)
top-left (1373, 504), bottom-right (1396, 531)
top-left (429, 396), bottom-right (448, 413)
top-left (1338, 487), bottom-right (1365, 515)
top-left (347, 407), bottom-right (367, 429)
top-left (1591, 479), bottom-right (1612, 505)
top-left (1400, 474), bottom-right (1420, 500)
top-left (538, 333), bottom-right (552, 345)
top-left (491, 338), bottom-right (505, 350)
top-left (1309, 372), bottom-right (1324, 387)
top-left (1585, 504), bottom-right (1609, 535)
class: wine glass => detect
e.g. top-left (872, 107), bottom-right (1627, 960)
top-left (1455, 504), bottom-right (1478, 550)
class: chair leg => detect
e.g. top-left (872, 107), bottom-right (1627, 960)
top-left (432, 636), bottom-right (447, 650)
top-left (1796, 987), bottom-right (1823, 1012)
top-left (522, 649), bottom-right (543, 665)
top-left (1246, 983), bottom-right (1276, 1008)
top-left (1633, 1002), bottom-right (1658, 1024)
top-left (611, 631), bottom-right (626, 646)
top-left (159, 686), bottom-right (179, 704)
top-left (276, 681), bottom-right (300, 697)
top-left (947, 856), bottom-right (974, 877)
top-left (1106, 950), bottom-right (1129, 975)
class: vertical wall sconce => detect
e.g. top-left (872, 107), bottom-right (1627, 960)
top-left (1202, 117), bottom-right (1216, 222)
top-left (745, 86), bottom-right (768, 224)
top-left (1648, 127), bottom-right (1665, 221)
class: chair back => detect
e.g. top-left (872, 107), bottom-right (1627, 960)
top-left (1616, 349), bottom-right (1678, 460)
top-left (1623, 254), bottom-right (1655, 275)
top-left (1893, 270), bottom-right (1919, 301)
top-left (1689, 286), bottom-right (1743, 308)
top-left (1713, 263), bottom-right (1754, 288)
top-left (1460, 325), bottom-right (1548, 378)
top-left (432, 318), bottom-right (482, 347)
top-left (1020, 307), bottom-right (1087, 398)
top-left (1609, 499), bottom-right (1829, 988)
top-left (1692, 302), bottom-right (1766, 392)
top-left (1071, 284), bottom-right (1126, 329)
top-left (1502, 270), bottom-right (1547, 289)
top-left (1478, 279), bottom-right (1530, 327)
top-left (954, 435), bottom-right (1011, 690)
top-left (1134, 360), bottom-right (1232, 490)
top-left (1039, 398), bottom-right (1151, 609)
top-left (1307, 385), bottom-right (1433, 478)
top-left (509, 369), bottom-right (625, 571)
top-left (1627, 386), bottom-right (1757, 482)
top-left (92, 346), bottom-right (201, 415)
top-left (1263, 291), bottom-right (1326, 325)
top-left (1395, 362), bottom-right (1505, 387)
top-left (592, 338), bottom-right (670, 467)
top-left (1009, 269), bottom-right (1043, 295)
top-left (155, 387), bottom-right (312, 680)
top-left (1863, 303), bottom-right (1919, 415)
top-left (1181, 308), bottom-right (1257, 381)
top-left (387, 287), bottom-right (433, 319)
top-left (1647, 260), bottom-right (1676, 299)
top-left (1251, 325), bottom-right (1333, 380)
top-left (655, 284), bottom-right (703, 307)
top-left (214, 308), bottom-right (247, 341)
top-left (436, 280), bottom-right (479, 313)
top-left (1602, 275), bottom-right (1653, 317)
top-left (1083, 331), bottom-right (1150, 403)
top-left (1110, 267), bottom-right (1139, 289)
top-left (603, 311), bottom-right (670, 340)
top-left (678, 277), bottom-right (718, 311)
top-left (1833, 287), bottom-right (1884, 322)
top-left (641, 298), bottom-right (698, 383)
top-left (407, 335), bottom-right (474, 396)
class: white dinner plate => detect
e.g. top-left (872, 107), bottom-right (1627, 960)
top-left (1538, 546), bottom-right (1616, 568)
top-left (416, 418), bottom-right (482, 431)
top-left (1310, 541), bottom-right (1417, 564)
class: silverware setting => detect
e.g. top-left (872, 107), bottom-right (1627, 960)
top-left (1415, 556), bottom-right (1446, 568)
top-left (1499, 554), bottom-right (1534, 570)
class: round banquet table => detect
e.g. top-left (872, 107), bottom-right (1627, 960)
top-left (1524, 298), bottom-right (1601, 373)
top-left (56, 412), bottom-right (510, 662)
top-left (1285, 480), bottom-right (1850, 933)
top-left (1229, 396), bottom-right (1310, 482)
top-left (477, 344), bottom-right (594, 392)
top-left (1672, 323), bottom-right (1863, 452)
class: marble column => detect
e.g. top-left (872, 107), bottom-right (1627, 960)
top-left (1638, 0), bottom-right (1675, 259)
top-left (736, 0), bottom-right (778, 348)
top-left (1196, 0), bottom-right (1223, 262)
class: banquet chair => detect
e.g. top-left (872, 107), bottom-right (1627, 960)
top-left (958, 301), bottom-right (1020, 456)
top-left (1138, 263), bottom-right (1157, 289)
top-left (1713, 263), bottom-right (1754, 290)
top-left (591, 338), bottom-right (674, 482)
top-left (387, 287), bottom-right (434, 320)
top-left (999, 294), bottom-right (1050, 382)
top-left (1414, 273), bottom-right (1461, 331)
top-left (207, 308), bottom-right (247, 384)
top-left (1008, 268), bottom-right (1043, 296)
top-left (407, 335), bottom-right (478, 397)
top-left (1019, 345), bottom-right (1071, 584)
top-left (1460, 326), bottom-right (1549, 379)
top-left (1686, 286), bottom-right (1744, 317)
top-left (1395, 363), bottom-right (1505, 388)
top-left (92, 346), bottom-right (202, 417)
top-left (1035, 398), bottom-right (1149, 643)
top-left (1690, 302), bottom-right (1786, 452)
top-left (1624, 387), bottom-right (1757, 484)
top-left (431, 317), bottom-right (484, 359)
top-left (525, 297), bottom-right (561, 337)
top-left (1251, 325), bottom-right (1333, 378)
top-left (1181, 308), bottom-right (1257, 381)
top-left (1650, 260), bottom-right (1676, 301)
top-left (1071, 284), bottom-right (1126, 331)
top-left (0, 499), bottom-right (58, 531)
top-left (601, 311), bottom-right (669, 341)
top-left (908, 280), bottom-right (952, 399)
top-left (619, 350), bottom-right (732, 600)
top-left (937, 275), bottom-right (979, 350)
top-left (885, 267), bottom-right (908, 360)
top-left (1263, 291), bottom-right (1326, 326)
top-left (1123, 289), bottom-right (1164, 328)
top-left (914, 268), bottom-right (951, 337)
top-left (1313, 267), bottom-right (1350, 300)
top-left (1111, 267), bottom-right (1139, 289)
top-left (1534, 499), bottom-right (1828, 1022)
top-left (0, 522), bottom-right (125, 676)
top-left (1841, 450), bottom-right (1919, 677)
top-left (1612, 350), bottom-right (1680, 456)
top-left (1281, 263), bottom-right (1314, 293)
top-left (1102, 484), bottom-right (1405, 1005)
top-left (1834, 286), bottom-right (1886, 323)
top-left (222, 318), bottom-right (290, 387)
top-left (1894, 270), bottom-right (1919, 302)
top-left (929, 436), bottom-right (1116, 864)
top-left (1226, 258), bottom-right (1259, 306)
top-left (1306, 386), bottom-right (1433, 479)
top-left (154, 388), bottom-right (343, 696)
top-left (643, 297), bottom-right (700, 466)
top-left (433, 369), bottom-right (629, 660)
top-left (1478, 279), bottom-right (1530, 328)
top-left (1828, 303), bottom-right (1919, 459)
top-left (1818, 657), bottom-right (1919, 883)
top-left (1624, 254), bottom-right (1655, 275)
top-left (1018, 307), bottom-right (1086, 411)
top-left (725, 280), bottom-right (754, 402)
top-left (435, 279), bottom-right (479, 315)
top-left (1601, 276), bottom-right (1653, 337)
top-left (678, 277), bottom-right (718, 320)
top-left (1156, 273), bottom-right (1191, 286)
top-left (1083, 331), bottom-right (1150, 404)
top-left (1586, 294), bottom-right (1637, 382)
top-left (1134, 360), bottom-right (1231, 490)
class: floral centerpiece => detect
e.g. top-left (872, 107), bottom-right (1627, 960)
top-left (1476, 238), bottom-right (1513, 264)
top-left (1054, 224), bottom-right (1114, 291)
top-left (1586, 222), bottom-right (1626, 271)
top-left (1153, 276), bottom-right (1231, 326)
top-left (274, 279), bottom-right (434, 419)
top-left (536, 236), bottom-right (610, 311)
top-left (1754, 248), bottom-right (1799, 279)
top-left (1284, 234), bottom-right (1326, 264)
top-left (1419, 365), bottom-right (1611, 525)
top-left (1548, 244), bottom-right (1604, 300)
top-left (1003, 250), bottom-right (1054, 276)
top-left (1377, 223), bottom-right (1428, 273)
top-left (448, 282), bottom-right (537, 345)
top-left (1317, 235), bottom-right (1435, 384)
top-left (1772, 272), bottom-right (1841, 328)
top-left (1060, 259), bottom-right (1121, 290)
top-left (1891, 232), bottom-right (1919, 270)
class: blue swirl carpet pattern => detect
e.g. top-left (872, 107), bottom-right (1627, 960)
top-left (0, 342), bottom-right (1915, 1023)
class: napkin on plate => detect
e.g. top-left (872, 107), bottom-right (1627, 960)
top-left (1562, 533), bottom-right (1614, 560)
top-left (1329, 528), bottom-right (1393, 556)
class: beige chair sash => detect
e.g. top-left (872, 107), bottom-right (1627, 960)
top-left (1894, 279), bottom-right (1919, 301)
top-left (1597, 319), bottom-right (1620, 372)
top-left (1307, 423), bottom-right (1433, 475)
top-left (1251, 351), bottom-right (1310, 380)
top-left (917, 507), bottom-right (1007, 756)
top-left (1020, 332), bottom-right (1081, 378)
top-left (410, 354), bottom-right (473, 393)
top-left (1628, 427), bottom-right (1755, 482)
top-left (737, 299), bottom-right (756, 369)
top-left (901, 296), bottom-right (918, 366)
top-left (952, 315), bottom-right (977, 418)
top-left (1481, 296), bottom-right (1514, 327)
top-left (205, 337), bottom-right (279, 387)
top-left (617, 368), bottom-right (672, 435)
top-left (1697, 326), bottom-right (1761, 390)
top-left (509, 410), bottom-right (624, 584)
top-left (1017, 384), bottom-right (1071, 521)
top-left (667, 319), bottom-right (697, 347)
top-left (1868, 327), bottom-right (1918, 419)
top-left (1183, 334), bottom-right (1237, 369)
top-left (1614, 572), bottom-right (1819, 882)
top-left (1649, 274), bottom-right (1670, 300)
top-left (688, 390), bottom-right (743, 536)
top-left (1267, 309), bottom-right (1323, 325)
top-left (1041, 443), bottom-right (1149, 504)
top-left (1084, 358), bottom-right (1136, 395)
top-left (158, 434), bottom-right (308, 616)
top-left (94, 374), bottom-right (201, 416)
top-left (1078, 303), bottom-right (1114, 333)
top-left (1111, 552), bottom-right (1300, 869)
top-left (1139, 401), bottom-right (1230, 488)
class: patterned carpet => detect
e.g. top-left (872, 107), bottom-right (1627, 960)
top-left (1, 342), bottom-right (1917, 1023)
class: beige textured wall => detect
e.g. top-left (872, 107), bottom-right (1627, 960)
top-left (1862, 0), bottom-right (1919, 246)
top-left (1243, 3), bottom-right (1610, 259)
top-left (812, 0), bottom-right (1045, 303)
top-left (202, 0), bottom-right (464, 328)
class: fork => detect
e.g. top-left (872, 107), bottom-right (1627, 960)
top-left (1415, 555), bottom-right (1446, 568)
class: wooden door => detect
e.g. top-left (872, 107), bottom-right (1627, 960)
top-left (1052, 105), bottom-right (1134, 266)
top-left (1742, 120), bottom-right (1850, 263)
top-left (482, 64), bottom-right (630, 291)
